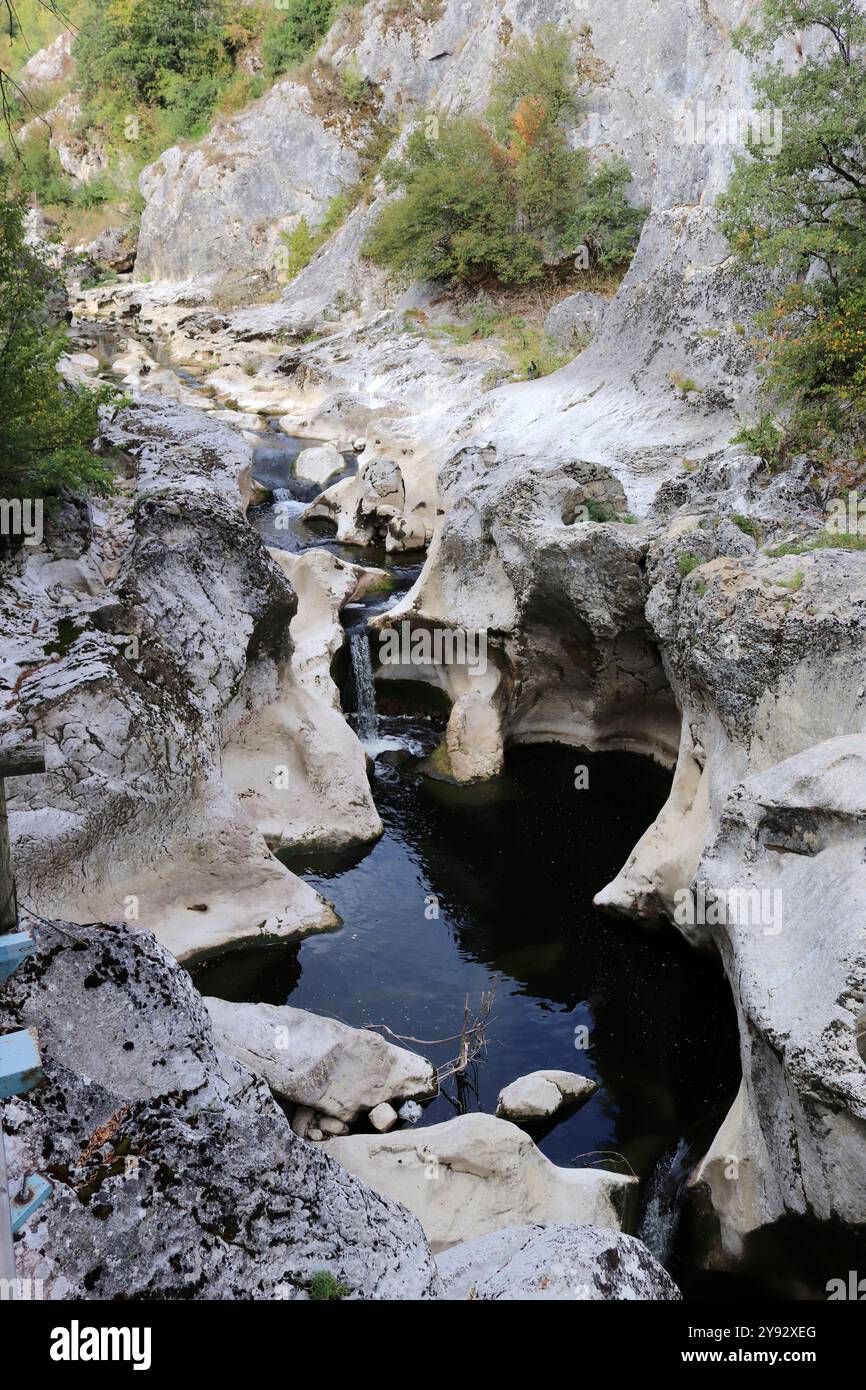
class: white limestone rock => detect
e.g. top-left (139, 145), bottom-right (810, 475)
top-left (369, 1102), bottom-right (399, 1133)
top-left (4, 397), bottom-right (337, 959)
top-left (543, 292), bottom-right (608, 351)
top-left (222, 546), bottom-right (383, 852)
top-left (204, 997), bottom-right (437, 1122)
top-left (496, 1070), bottom-right (598, 1121)
top-left (1, 918), bottom-right (438, 1300)
top-left (598, 538), bottom-right (866, 1260)
top-left (135, 81), bottom-right (362, 283)
top-left (325, 1112), bottom-right (635, 1250)
top-left (293, 443), bottom-right (345, 487)
top-left (20, 32), bottom-right (74, 86)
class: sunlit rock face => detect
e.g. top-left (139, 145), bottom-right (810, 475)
top-left (134, 0), bottom-right (776, 288)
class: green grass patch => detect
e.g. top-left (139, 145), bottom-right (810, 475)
top-left (731, 513), bottom-right (763, 544)
top-left (768, 531), bottom-right (866, 557)
top-left (772, 570), bottom-right (804, 591)
top-left (309, 1270), bottom-right (350, 1301)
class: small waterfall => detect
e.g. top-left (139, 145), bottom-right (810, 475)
top-left (350, 631), bottom-right (378, 739)
top-left (636, 1139), bottom-right (690, 1267)
top-left (273, 487), bottom-right (294, 502)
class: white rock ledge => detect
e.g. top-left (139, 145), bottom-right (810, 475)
top-left (205, 998), bottom-right (437, 1122)
top-left (325, 1112), bottom-right (635, 1251)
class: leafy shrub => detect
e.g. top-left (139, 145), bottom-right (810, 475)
top-left (0, 182), bottom-right (115, 513)
top-left (731, 513), bottom-right (763, 544)
top-left (74, 0), bottom-right (261, 148)
top-left (280, 215), bottom-right (321, 280)
top-left (731, 413), bottom-right (793, 473)
top-left (339, 53), bottom-right (369, 106)
top-left (677, 552), bottom-right (701, 577)
top-left (261, 0), bottom-right (336, 80)
top-left (308, 1270), bottom-right (349, 1301)
top-left (218, 71), bottom-right (266, 116)
top-left (363, 26), bottom-right (645, 287)
top-left (365, 117), bottom-right (545, 285)
top-left (76, 0), bottom-right (231, 109)
top-left (14, 126), bottom-right (76, 207)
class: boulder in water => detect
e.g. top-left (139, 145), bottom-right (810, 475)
top-left (496, 1069), bottom-right (598, 1121)
top-left (325, 1113), bottom-right (635, 1249)
top-left (369, 1102), bottom-right (399, 1133)
top-left (294, 443), bottom-right (344, 487)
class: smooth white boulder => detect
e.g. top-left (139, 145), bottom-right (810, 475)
top-left (325, 1113), bottom-right (634, 1250)
top-left (294, 443), bottom-right (344, 487)
top-left (496, 1070), bottom-right (598, 1121)
top-left (67, 351), bottom-right (99, 373)
top-left (319, 1115), bottom-right (350, 1137)
top-left (437, 1223), bottom-right (680, 1301)
top-left (205, 998), bottom-right (436, 1122)
top-left (369, 1102), bottom-right (399, 1133)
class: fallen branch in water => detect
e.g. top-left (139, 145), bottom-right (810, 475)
top-left (368, 989), bottom-right (496, 1085)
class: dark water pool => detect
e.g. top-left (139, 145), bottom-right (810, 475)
top-left (193, 735), bottom-right (740, 1177)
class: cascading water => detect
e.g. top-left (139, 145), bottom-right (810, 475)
top-left (636, 1138), bottom-right (691, 1267)
top-left (350, 630), bottom-right (378, 739)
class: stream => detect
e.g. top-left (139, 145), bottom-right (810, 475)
top-left (79, 316), bottom-right (743, 1288)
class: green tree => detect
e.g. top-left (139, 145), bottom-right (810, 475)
top-left (261, 0), bottom-right (335, 80)
top-left (720, 0), bottom-right (866, 456)
top-left (364, 117), bottom-right (544, 284)
top-left (74, 0), bottom-right (245, 144)
top-left (363, 26), bottom-right (644, 287)
top-left (0, 182), bottom-right (114, 513)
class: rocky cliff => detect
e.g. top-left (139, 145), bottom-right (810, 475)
top-left (7, 0), bottom-right (865, 1292)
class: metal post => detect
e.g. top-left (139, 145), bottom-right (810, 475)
top-left (0, 1110), bottom-right (17, 1299)
top-left (0, 742), bottom-right (46, 932)
top-left (0, 739), bottom-right (46, 1298)
top-left (0, 778), bottom-right (15, 933)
